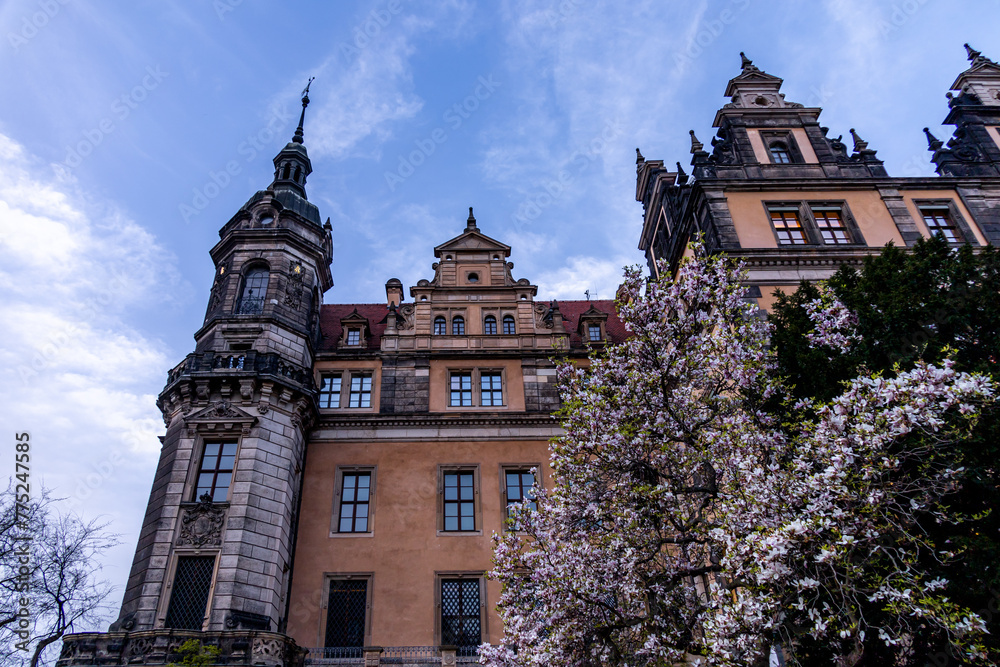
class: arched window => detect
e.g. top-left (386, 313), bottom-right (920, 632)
top-left (483, 315), bottom-right (497, 335)
top-left (281, 163), bottom-right (290, 179)
top-left (434, 316), bottom-right (447, 335)
top-left (769, 142), bottom-right (791, 164)
top-left (294, 166), bottom-right (302, 182)
top-left (502, 315), bottom-right (515, 335)
top-left (236, 266), bottom-right (268, 315)
top-left (452, 316), bottom-right (465, 336)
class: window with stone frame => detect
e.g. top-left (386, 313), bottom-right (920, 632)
top-left (319, 373), bottom-right (343, 409)
top-left (449, 371), bottom-right (473, 407)
top-left (235, 266), bottom-right (269, 315)
top-left (195, 442), bottom-right (237, 502)
top-left (442, 470), bottom-right (476, 532)
top-left (588, 324), bottom-right (602, 341)
top-left (345, 328), bottom-right (361, 346)
top-left (434, 316), bottom-right (447, 335)
top-left (768, 207), bottom-right (809, 245)
top-left (439, 577), bottom-right (483, 654)
top-left (810, 206), bottom-right (853, 245)
top-left (483, 315), bottom-right (497, 335)
top-left (503, 467), bottom-right (538, 530)
top-left (348, 373), bottom-right (372, 408)
top-left (919, 205), bottom-right (964, 244)
top-left (760, 130), bottom-right (804, 165)
top-left (324, 576), bottom-right (370, 650)
top-left (164, 555), bottom-right (215, 630)
top-left (452, 315), bottom-right (465, 335)
top-left (336, 471), bottom-right (372, 533)
top-left (449, 369), bottom-right (505, 408)
top-left (502, 314), bottom-right (516, 335)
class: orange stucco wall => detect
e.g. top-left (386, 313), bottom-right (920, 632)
top-left (725, 190), bottom-right (905, 248)
top-left (286, 437), bottom-right (552, 648)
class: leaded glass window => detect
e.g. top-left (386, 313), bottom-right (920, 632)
top-left (325, 579), bottom-right (367, 649)
top-left (441, 579), bottom-right (481, 651)
top-left (319, 374), bottom-right (342, 409)
top-left (164, 556), bottom-right (215, 630)
top-left (348, 373), bottom-right (372, 408)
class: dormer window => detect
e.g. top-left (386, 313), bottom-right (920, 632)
top-left (434, 316), bottom-right (446, 335)
top-left (346, 328), bottom-right (361, 346)
top-left (484, 315), bottom-right (497, 335)
top-left (339, 310), bottom-right (370, 347)
top-left (588, 324), bottom-right (602, 341)
top-left (769, 142), bottom-right (792, 164)
top-left (452, 316), bottom-right (465, 336)
top-left (578, 305), bottom-right (609, 346)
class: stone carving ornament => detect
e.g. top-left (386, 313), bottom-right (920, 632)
top-left (177, 495), bottom-right (226, 547)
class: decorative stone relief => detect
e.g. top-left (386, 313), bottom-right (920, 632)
top-left (283, 267), bottom-right (306, 309)
top-left (397, 303), bottom-right (415, 330)
top-left (177, 495), bottom-right (226, 548)
top-left (534, 303), bottom-right (553, 330)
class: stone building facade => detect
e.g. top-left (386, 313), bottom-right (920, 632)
top-left (56, 89), bottom-right (624, 667)
top-left (636, 47), bottom-right (1000, 304)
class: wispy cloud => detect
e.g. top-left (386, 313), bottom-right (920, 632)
top-left (0, 132), bottom-right (178, 611)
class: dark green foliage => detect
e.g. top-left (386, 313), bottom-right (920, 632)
top-left (167, 639), bottom-right (221, 667)
top-left (770, 236), bottom-right (1000, 664)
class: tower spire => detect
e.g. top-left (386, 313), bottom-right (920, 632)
top-left (292, 77), bottom-right (314, 145)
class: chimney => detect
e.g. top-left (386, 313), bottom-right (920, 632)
top-left (385, 278), bottom-right (403, 308)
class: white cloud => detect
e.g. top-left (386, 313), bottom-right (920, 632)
top-left (0, 132), bottom-right (178, 624)
top-left (534, 255), bottom-right (632, 302)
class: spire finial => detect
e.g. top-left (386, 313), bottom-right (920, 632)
top-left (965, 43), bottom-right (982, 62)
top-left (740, 51), bottom-right (752, 69)
top-left (636, 147), bottom-right (644, 164)
top-left (689, 130), bottom-right (704, 154)
top-left (675, 161), bottom-right (688, 184)
top-left (292, 77), bottom-right (314, 145)
top-left (849, 128), bottom-right (868, 153)
top-left (923, 127), bottom-right (943, 151)
top-left (466, 206), bottom-right (477, 231)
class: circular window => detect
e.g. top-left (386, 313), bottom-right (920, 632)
top-left (467, 273), bottom-right (479, 283)
top-left (259, 215), bottom-right (274, 226)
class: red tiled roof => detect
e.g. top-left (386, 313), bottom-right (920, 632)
top-left (317, 299), bottom-right (627, 352)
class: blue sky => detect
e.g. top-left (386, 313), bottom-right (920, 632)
top-left (0, 0), bottom-right (997, 636)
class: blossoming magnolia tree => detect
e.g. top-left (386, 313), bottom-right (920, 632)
top-left (482, 244), bottom-right (994, 667)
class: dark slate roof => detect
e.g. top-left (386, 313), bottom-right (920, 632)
top-left (317, 300), bottom-right (627, 353)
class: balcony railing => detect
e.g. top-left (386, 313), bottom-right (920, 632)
top-left (235, 295), bottom-right (265, 315)
top-left (165, 351), bottom-right (314, 390)
top-left (305, 645), bottom-right (484, 666)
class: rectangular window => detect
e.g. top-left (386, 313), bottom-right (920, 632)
top-left (812, 207), bottom-right (852, 245)
top-left (441, 579), bottom-right (482, 652)
top-left (325, 578), bottom-right (368, 649)
top-left (588, 324), bottom-right (602, 341)
top-left (921, 207), bottom-right (962, 243)
top-left (449, 372), bottom-right (473, 407)
top-left (319, 374), bottom-right (342, 409)
top-left (348, 373), bottom-right (372, 408)
top-left (195, 442), bottom-right (237, 502)
top-left (504, 468), bottom-right (538, 529)
top-left (769, 208), bottom-right (808, 245)
top-left (443, 471), bottom-right (476, 531)
top-left (164, 556), bottom-right (215, 630)
top-left (346, 328), bottom-right (361, 346)
top-left (338, 472), bottom-right (371, 533)
top-left (480, 371), bottom-right (504, 407)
